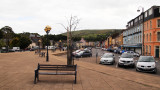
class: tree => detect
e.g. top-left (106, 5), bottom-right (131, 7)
top-left (60, 16), bottom-right (80, 65)
top-left (0, 39), bottom-right (6, 48)
top-left (0, 29), bottom-right (4, 39)
top-left (19, 37), bottom-right (32, 49)
top-left (10, 37), bottom-right (20, 47)
top-left (1, 26), bottom-right (14, 52)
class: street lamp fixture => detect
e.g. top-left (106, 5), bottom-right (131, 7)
top-left (137, 6), bottom-right (144, 55)
top-left (137, 6), bottom-right (144, 12)
top-left (38, 39), bottom-right (41, 53)
top-left (44, 25), bottom-right (52, 62)
top-left (59, 40), bottom-right (62, 51)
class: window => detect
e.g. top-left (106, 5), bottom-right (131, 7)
top-left (140, 35), bottom-right (141, 42)
top-left (144, 34), bottom-right (145, 42)
top-left (150, 21), bottom-right (152, 29)
top-left (158, 19), bottom-right (160, 27)
top-left (150, 33), bottom-right (151, 41)
top-left (147, 22), bottom-right (148, 30)
top-left (145, 12), bottom-right (147, 17)
top-left (158, 32), bottom-right (160, 41)
top-left (147, 34), bottom-right (148, 42)
top-left (149, 8), bottom-right (152, 15)
top-left (146, 45), bottom-right (148, 53)
top-left (149, 46), bottom-right (151, 54)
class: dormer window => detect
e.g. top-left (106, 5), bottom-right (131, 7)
top-left (149, 8), bottom-right (152, 15)
top-left (145, 11), bottom-right (148, 18)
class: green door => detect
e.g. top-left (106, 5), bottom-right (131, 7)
top-left (155, 47), bottom-right (159, 58)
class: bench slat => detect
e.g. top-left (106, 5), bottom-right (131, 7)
top-left (39, 69), bottom-right (75, 71)
top-left (39, 72), bottom-right (75, 75)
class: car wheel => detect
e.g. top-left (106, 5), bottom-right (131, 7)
top-left (131, 65), bottom-right (135, 68)
top-left (136, 68), bottom-right (139, 72)
top-left (111, 62), bottom-right (114, 65)
top-left (153, 68), bottom-right (157, 74)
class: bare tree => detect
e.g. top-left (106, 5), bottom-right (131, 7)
top-left (60, 16), bottom-right (80, 65)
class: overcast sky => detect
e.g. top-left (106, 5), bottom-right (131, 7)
top-left (0, 0), bottom-right (159, 35)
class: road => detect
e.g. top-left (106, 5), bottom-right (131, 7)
top-left (73, 48), bottom-right (160, 76)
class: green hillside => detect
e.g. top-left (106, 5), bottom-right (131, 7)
top-left (61, 29), bottom-right (123, 37)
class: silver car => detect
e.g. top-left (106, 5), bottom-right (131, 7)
top-left (118, 53), bottom-right (135, 67)
top-left (99, 53), bottom-right (115, 65)
top-left (136, 56), bottom-right (157, 73)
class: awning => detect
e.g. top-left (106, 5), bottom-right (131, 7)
top-left (121, 44), bottom-right (142, 48)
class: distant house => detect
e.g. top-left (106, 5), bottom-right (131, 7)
top-left (28, 34), bottom-right (41, 49)
top-left (80, 38), bottom-right (86, 47)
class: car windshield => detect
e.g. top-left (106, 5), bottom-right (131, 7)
top-left (78, 51), bottom-right (84, 54)
top-left (102, 54), bottom-right (113, 58)
top-left (76, 50), bottom-right (80, 53)
top-left (121, 53), bottom-right (133, 58)
top-left (138, 56), bottom-right (155, 62)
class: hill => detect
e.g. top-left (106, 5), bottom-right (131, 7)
top-left (61, 29), bottom-right (123, 37)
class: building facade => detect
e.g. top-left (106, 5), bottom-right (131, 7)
top-left (143, 6), bottom-right (160, 58)
top-left (123, 13), bottom-right (143, 54)
top-left (123, 5), bottom-right (160, 57)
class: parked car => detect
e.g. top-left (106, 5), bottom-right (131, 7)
top-left (9, 49), bottom-right (15, 52)
top-left (118, 53), bottom-right (135, 67)
top-left (99, 53), bottom-right (115, 65)
top-left (84, 48), bottom-right (91, 51)
top-left (107, 48), bottom-right (111, 51)
top-left (75, 50), bottom-right (92, 58)
top-left (12, 47), bottom-right (20, 51)
top-left (30, 48), bottom-right (35, 51)
top-left (136, 56), bottom-right (157, 73)
top-left (124, 51), bottom-right (140, 57)
top-left (72, 50), bottom-right (81, 56)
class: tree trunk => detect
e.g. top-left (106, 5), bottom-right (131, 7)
top-left (67, 31), bottom-right (73, 65)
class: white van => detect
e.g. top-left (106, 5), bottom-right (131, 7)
top-left (12, 47), bottom-right (20, 51)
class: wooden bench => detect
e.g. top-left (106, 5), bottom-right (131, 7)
top-left (34, 63), bottom-right (77, 84)
top-left (39, 52), bottom-right (45, 57)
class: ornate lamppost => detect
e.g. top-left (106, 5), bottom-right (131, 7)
top-left (137, 6), bottom-right (144, 55)
top-left (59, 40), bottom-right (62, 51)
top-left (44, 25), bottom-right (51, 62)
top-left (38, 39), bottom-right (41, 53)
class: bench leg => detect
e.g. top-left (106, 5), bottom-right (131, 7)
top-left (75, 72), bottom-right (77, 84)
top-left (34, 70), bottom-right (38, 84)
top-left (34, 70), bottom-right (37, 84)
top-left (37, 71), bottom-right (39, 81)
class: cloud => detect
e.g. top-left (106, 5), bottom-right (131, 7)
top-left (0, 0), bottom-right (159, 35)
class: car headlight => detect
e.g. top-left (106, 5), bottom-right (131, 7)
top-left (119, 60), bottom-right (123, 62)
top-left (151, 64), bottom-right (155, 67)
top-left (137, 64), bottom-right (141, 67)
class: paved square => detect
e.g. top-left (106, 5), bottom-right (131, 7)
top-left (0, 51), bottom-right (160, 90)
